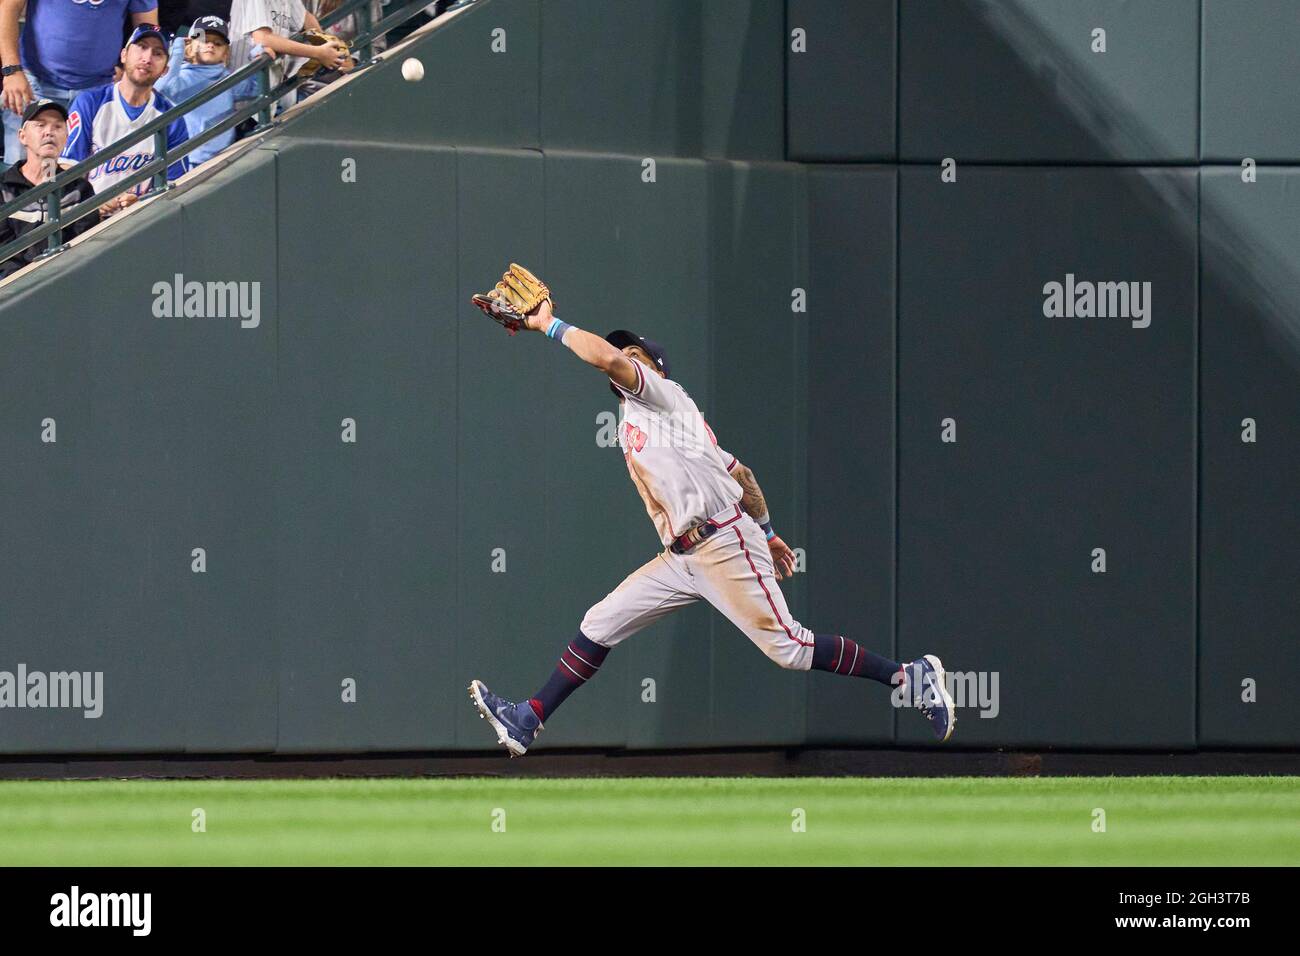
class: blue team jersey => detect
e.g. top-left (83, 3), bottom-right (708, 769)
top-left (61, 84), bottom-right (190, 196)
top-left (21, 0), bottom-right (160, 90)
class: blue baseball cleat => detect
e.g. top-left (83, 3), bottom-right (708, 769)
top-left (468, 679), bottom-right (542, 757)
top-left (905, 654), bottom-right (956, 742)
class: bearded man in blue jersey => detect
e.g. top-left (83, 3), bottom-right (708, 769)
top-left (61, 24), bottom-right (190, 216)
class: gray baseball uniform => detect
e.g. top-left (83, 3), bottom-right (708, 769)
top-left (578, 360), bottom-right (815, 670)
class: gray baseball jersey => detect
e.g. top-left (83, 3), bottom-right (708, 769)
top-left (613, 358), bottom-right (743, 546)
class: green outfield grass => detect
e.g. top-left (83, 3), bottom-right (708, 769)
top-left (1, 775), bottom-right (1296, 866)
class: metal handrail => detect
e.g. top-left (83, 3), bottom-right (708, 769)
top-left (0, 0), bottom-right (439, 268)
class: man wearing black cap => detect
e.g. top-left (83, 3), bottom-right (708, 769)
top-left (0, 99), bottom-right (97, 278)
top-left (469, 297), bottom-right (956, 757)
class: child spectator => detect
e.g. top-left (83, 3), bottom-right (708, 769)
top-left (155, 16), bottom-right (258, 165)
top-left (228, 0), bottom-right (351, 114)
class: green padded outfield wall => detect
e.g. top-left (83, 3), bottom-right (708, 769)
top-left (0, 0), bottom-right (1296, 754)
top-left (897, 167), bottom-right (1198, 748)
top-left (1199, 168), bottom-right (1300, 747)
top-left (804, 166), bottom-right (896, 746)
top-left (899, 0), bottom-right (1199, 163)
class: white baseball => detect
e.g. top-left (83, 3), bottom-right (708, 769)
top-left (401, 58), bottom-right (425, 82)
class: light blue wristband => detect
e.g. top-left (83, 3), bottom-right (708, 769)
top-left (546, 317), bottom-right (573, 340)
top-left (760, 521), bottom-right (775, 540)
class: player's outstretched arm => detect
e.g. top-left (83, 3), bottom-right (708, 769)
top-left (523, 301), bottom-right (640, 392)
top-left (730, 459), bottom-right (797, 579)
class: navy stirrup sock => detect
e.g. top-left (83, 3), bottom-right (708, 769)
top-left (810, 633), bottom-right (901, 686)
top-left (528, 632), bottom-right (610, 722)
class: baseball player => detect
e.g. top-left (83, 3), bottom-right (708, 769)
top-left (467, 265), bottom-right (955, 756)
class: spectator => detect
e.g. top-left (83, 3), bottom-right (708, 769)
top-left (228, 0), bottom-right (350, 114)
top-left (0, 0), bottom-right (160, 168)
top-left (0, 99), bottom-right (98, 278)
top-left (295, 0), bottom-right (371, 102)
top-left (61, 25), bottom-right (190, 212)
top-left (156, 16), bottom-right (257, 165)
top-left (304, 0), bottom-right (384, 53)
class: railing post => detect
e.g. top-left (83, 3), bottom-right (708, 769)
top-left (44, 180), bottom-right (63, 257)
top-left (357, 1), bottom-right (374, 65)
top-left (257, 59), bottom-right (274, 129)
top-left (152, 127), bottom-right (169, 193)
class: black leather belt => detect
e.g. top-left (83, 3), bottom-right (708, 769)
top-left (669, 504), bottom-right (744, 555)
top-left (670, 521), bottom-right (719, 554)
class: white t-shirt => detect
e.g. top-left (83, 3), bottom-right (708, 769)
top-left (229, 0), bottom-right (309, 90)
top-left (612, 360), bottom-right (743, 547)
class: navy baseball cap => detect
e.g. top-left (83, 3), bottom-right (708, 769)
top-left (605, 329), bottom-right (670, 398)
top-left (189, 16), bottom-right (230, 41)
top-left (21, 99), bottom-right (68, 124)
top-left (126, 24), bottom-right (169, 48)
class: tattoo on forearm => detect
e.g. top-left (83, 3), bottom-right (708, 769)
top-left (735, 466), bottom-right (767, 521)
